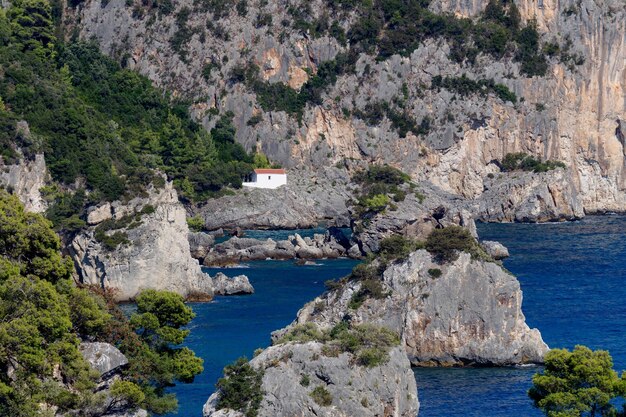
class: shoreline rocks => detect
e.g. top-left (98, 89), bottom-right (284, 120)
top-left (199, 231), bottom-right (359, 266)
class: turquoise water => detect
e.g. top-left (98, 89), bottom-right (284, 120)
top-left (169, 216), bottom-right (626, 416)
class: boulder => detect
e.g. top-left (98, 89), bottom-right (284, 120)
top-left (80, 342), bottom-right (128, 377)
top-left (188, 232), bottom-right (215, 260)
top-left (70, 182), bottom-right (214, 301)
top-left (87, 203), bottom-right (113, 225)
top-left (212, 273), bottom-right (254, 295)
top-left (481, 240), bottom-right (510, 260)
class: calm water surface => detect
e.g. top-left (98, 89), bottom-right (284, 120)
top-left (170, 216), bottom-right (626, 416)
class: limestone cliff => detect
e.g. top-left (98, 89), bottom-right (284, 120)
top-left (0, 153), bottom-right (48, 213)
top-left (203, 342), bottom-right (419, 417)
top-left (70, 181), bottom-right (213, 301)
top-left (282, 250), bottom-right (548, 366)
top-left (65, 0), bottom-right (626, 217)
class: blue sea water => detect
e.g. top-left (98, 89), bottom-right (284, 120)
top-left (169, 215), bottom-right (626, 416)
top-left (168, 259), bottom-right (357, 416)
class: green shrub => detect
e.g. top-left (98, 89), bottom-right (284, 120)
top-left (274, 323), bottom-right (329, 345)
top-left (432, 74), bottom-right (517, 104)
top-left (300, 374), bottom-right (310, 387)
top-left (425, 226), bottom-right (476, 263)
top-left (216, 357), bottom-right (264, 417)
top-left (378, 235), bottom-right (424, 263)
top-left (428, 268), bottom-right (442, 278)
top-left (351, 165), bottom-right (413, 218)
top-left (310, 386), bottom-right (332, 406)
top-left (500, 152), bottom-right (566, 172)
top-left (348, 278), bottom-right (387, 310)
top-left (187, 215), bottom-right (205, 232)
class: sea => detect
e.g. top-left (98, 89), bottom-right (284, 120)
top-left (167, 215), bottom-right (626, 416)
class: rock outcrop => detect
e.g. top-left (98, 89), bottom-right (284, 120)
top-left (480, 241), bottom-right (510, 260)
top-left (80, 342), bottom-right (129, 377)
top-left (211, 272), bottom-right (254, 295)
top-left (74, 342), bottom-right (148, 417)
top-left (285, 250), bottom-right (548, 366)
top-left (475, 169), bottom-right (585, 222)
top-left (70, 181), bottom-right (213, 301)
top-left (203, 342), bottom-right (419, 417)
top-left (0, 152), bottom-right (48, 213)
top-left (194, 168), bottom-right (352, 230)
top-left (352, 182), bottom-right (476, 254)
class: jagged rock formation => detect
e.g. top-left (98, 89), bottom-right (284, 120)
top-left (211, 272), bottom-right (254, 295)
top-left (201, 232), bottom-right (354, 266)
top-left (70, 182), bottom-right (214, 301)
top-left (65, 0), bottom-right (626, 218)
top-left (282, 250), bottom-right (548, 366)
top-left (203, 342), bottom-right (419, 417)
top-left (475, 169), bottom-right (584, 222)
top-left (352, 182), bottom-right (477, 253)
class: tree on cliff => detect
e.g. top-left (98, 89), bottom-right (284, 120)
top-left (529, 345), bottom-right (626, 417)
top-left (0, 190), bottom-right (203, 415)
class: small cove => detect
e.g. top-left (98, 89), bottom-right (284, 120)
top-left (168, 215), bottom-right (626, 416)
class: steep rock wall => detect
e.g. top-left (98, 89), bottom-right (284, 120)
top-left (66, 0), bottom-right (626, 215)
top-left (70, 182), bottom-right (213, 301)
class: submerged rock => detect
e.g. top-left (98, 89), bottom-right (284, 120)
top-left (286, 250), bottom-right (548, 366)
top-left (203, 342), bottom-right (419, 417)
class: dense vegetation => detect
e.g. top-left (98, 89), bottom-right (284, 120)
top-left (275, 322), bottom-right (400, 368)
top-left (499, 152), bottom-right (566, 173)
top-left (432, 74), bottom-right (518, 104)
top-left (350, 164), bottom-right (416, 219)
top-left (425, 225), bottom-right (492, 263)
top-left (0, 0), bottom-right (254, 222)
top-left (529, 345), bottom-right (626, 417)
top-left (216, 357), bottom-right (264, 417)
top-left (0, 190), bottom-right (202, 415)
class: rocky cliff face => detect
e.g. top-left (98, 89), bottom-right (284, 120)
top-left (65, 0), bottom-right (626, 217)
top-left (203, 342), bottom-right (419, 417)
top-left (283, 250), bottom-right (548, 366)
top-left (475, 168), bottom-right (585, 222)
top-left (0, 153), bottom-right (48, 213)
top-left (70, 182), bottom-right (214, 301)
top-left (193, 167), bottom-right (352, 230)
